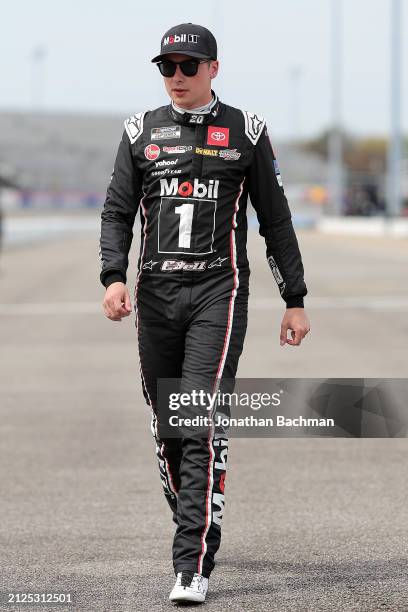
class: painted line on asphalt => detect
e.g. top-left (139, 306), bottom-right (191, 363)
top-left (1, 296), bottom-right (408, 315)
top-left (0, 302), bottom-right (102, 314)
top-left (251, 296), bottom-right (408, 310)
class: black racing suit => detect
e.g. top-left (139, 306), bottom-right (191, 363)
top-left (99, 91), bottom-right (307, 578)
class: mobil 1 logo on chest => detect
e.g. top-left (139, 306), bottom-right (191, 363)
top-left (158, 178), bottom-right (219, 255)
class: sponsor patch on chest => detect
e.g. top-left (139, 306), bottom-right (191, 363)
top-left (207, 126), bottom-right (229, 147)
top-left (151, 126), bottom-right (181, 140)
top-left (219, 148), bottom-right (241, 161)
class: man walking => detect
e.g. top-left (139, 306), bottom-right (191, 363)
top-left (99, 23), bottom-right (309, 604)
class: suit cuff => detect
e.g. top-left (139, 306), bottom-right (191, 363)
top-left (103, 271), bottom-right (126, 288)
top-left (285, 296), bottom-right (304, 308)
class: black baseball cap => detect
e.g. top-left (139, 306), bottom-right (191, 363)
top-left (151, 23), bottom-right (217, 63)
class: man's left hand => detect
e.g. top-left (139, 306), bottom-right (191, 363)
top-left (280, 308), bottom-right (310, 346)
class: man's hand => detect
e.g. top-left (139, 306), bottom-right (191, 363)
top-left (280, 308), bottom-right (310, 346)
top-left (102, 282), bottom-right (132, 321)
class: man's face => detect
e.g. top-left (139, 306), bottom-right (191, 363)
top-left (160, 53), bottom-right (219, 109)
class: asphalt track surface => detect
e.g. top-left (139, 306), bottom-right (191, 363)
top-left (0, 227), bottom-right (407, 611)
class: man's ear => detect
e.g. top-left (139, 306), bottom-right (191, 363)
top-left (209, 60), bottom-right (219, 79)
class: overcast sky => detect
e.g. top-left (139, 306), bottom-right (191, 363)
top-left (1, 0), bottom-right (407, 139)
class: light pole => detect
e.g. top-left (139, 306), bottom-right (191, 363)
top-left (289, 65), bottom-right (302, 142)
top-left (31, 45), bottom-right (47, 110)
top-left (387, 0), bottom-right (403, 217)
top-left (328, 0), bottom-right (344, 216)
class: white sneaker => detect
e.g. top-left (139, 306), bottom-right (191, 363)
top-left (169, 571), bottom-right (209, 603)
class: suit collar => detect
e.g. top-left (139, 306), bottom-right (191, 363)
top-left (168, 90), bottom-right (221, 125)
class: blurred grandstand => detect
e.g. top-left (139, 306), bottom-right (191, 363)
top-left (0, 110), bottom-right (407, 248)
top-left (0, 111), bottom-right (122, 210)
top-left (0, 110), bottom-right (333, 213)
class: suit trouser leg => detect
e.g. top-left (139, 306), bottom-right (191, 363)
top-left (136, 294), bottom-right (248, 578)
top-left (136, 313), bottom-right (185, 523)
top-left (172, 297), bottom-right (248, 578)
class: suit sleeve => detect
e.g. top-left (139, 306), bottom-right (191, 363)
top-left (99, 129), bottom-right (143, 288)
top-left (247, 124), bottom-right (308, 308)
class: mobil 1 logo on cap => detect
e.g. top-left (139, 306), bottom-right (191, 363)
top-left (163, 33), bottom-right (200, 45)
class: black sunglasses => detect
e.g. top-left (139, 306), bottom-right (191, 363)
top-left (156, 58), bottom-right (210, 78)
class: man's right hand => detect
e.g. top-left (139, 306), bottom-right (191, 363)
top-left (102, 282), bottom-right (132, 321)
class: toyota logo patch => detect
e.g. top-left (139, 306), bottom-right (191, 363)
top-left (207, 126), bottom-right (230, 147)
top-left (211, 131), bottom-right (225, 141)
